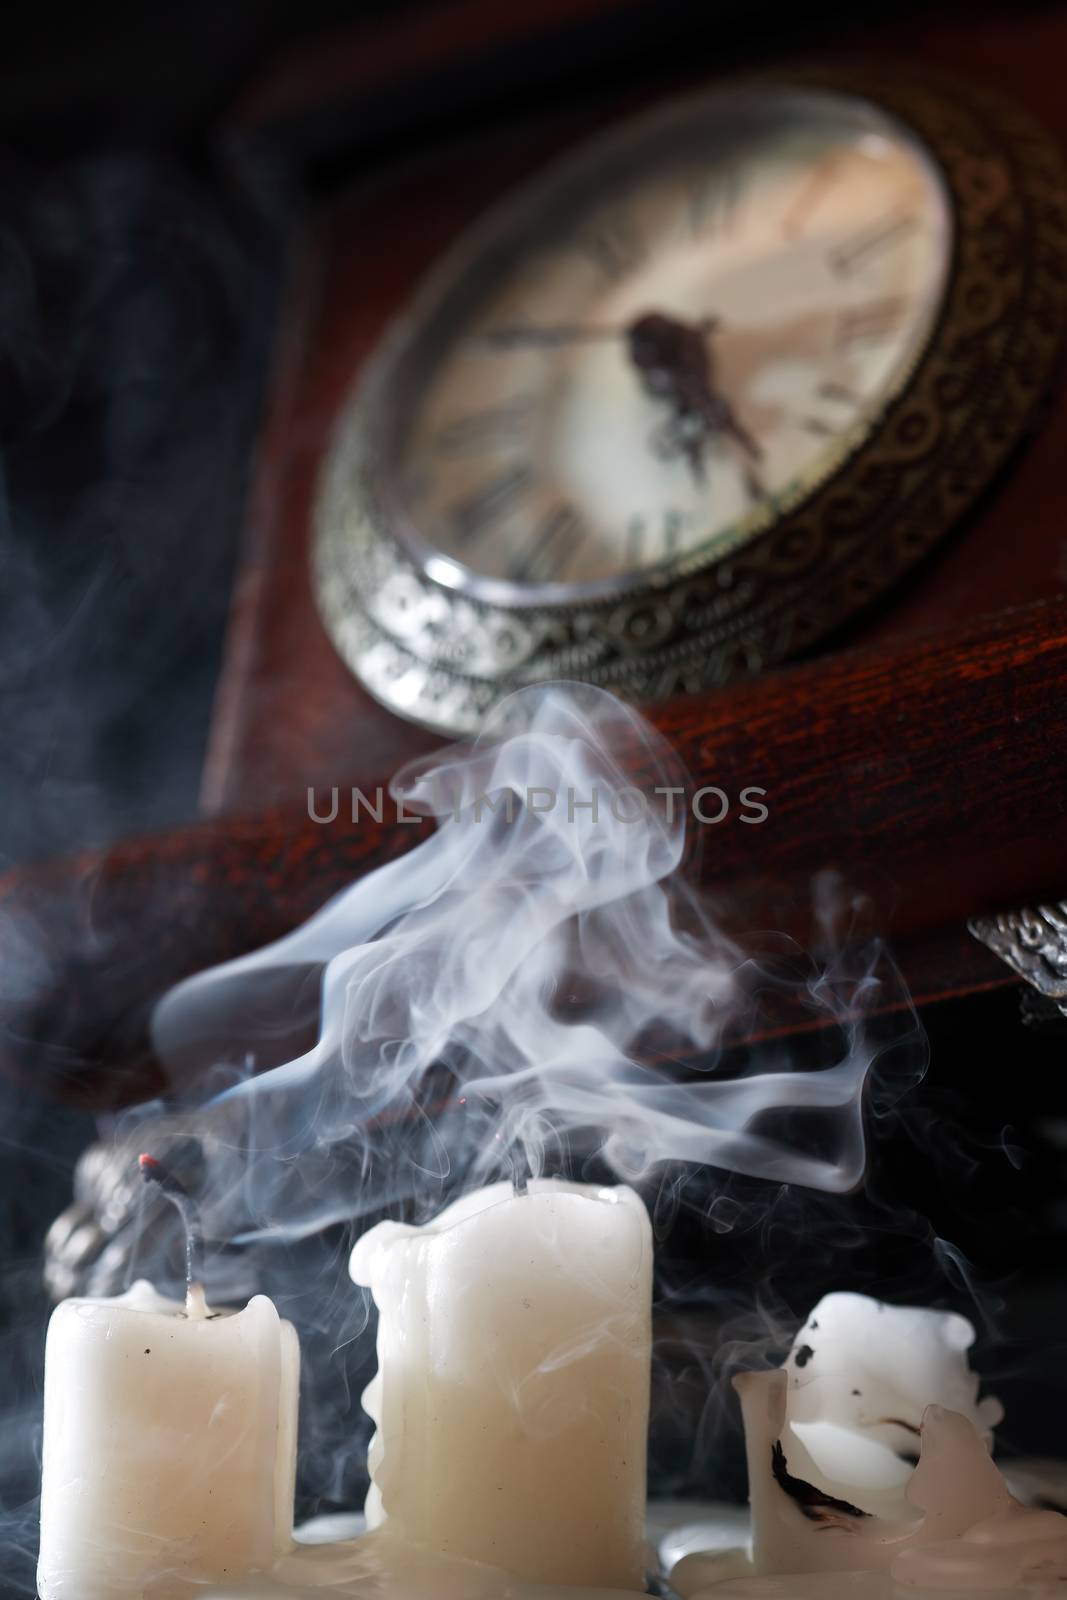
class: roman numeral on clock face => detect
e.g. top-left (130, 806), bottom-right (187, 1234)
top-left (434, 396), bottom-right (536, 456)
top-left (835, 295), bottom-right (909, 349)
top-left (817, 379), bottom-right (860, 405)
top-left (829, 210), bottom-right (919, 276)
top-left (800, 414), bottom-right (837, 437)
top-left (781, 150), bottom-right (846, 238)
top-left (625, 509), bottom-right (688, 566)
top-left (449, 466), bottom-right (530, 545)
top-left (509, 503), bottom-right (584, 583)
top-left (688, 162), bottom-right (745, 237)
top-left (576, 214), bottom-right (645, 282)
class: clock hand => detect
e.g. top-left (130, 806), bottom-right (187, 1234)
top-left (480, 310), bottom-right (760, 490)
top-left (625, 312), bottom-right (726, 408)
top-left (704, 389), bottom-right (762, 464)
top-left (479, 323), bottom-right (626, 349)
top-left (626, 312), bottom-right (761, 487)
top-left (479, 314), bottom-right (719, 350)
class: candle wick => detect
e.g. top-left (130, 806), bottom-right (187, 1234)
top-left (512, 1167), bottom-right (529, 1197)
top-left (138, 1153), bottom-right (206, 1299)
top-left (184, 1281), bottom-right (210, 1320)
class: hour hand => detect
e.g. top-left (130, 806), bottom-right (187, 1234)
top-left (478, 314), bottom-right (719, 351)
top-left (477, 324), bottom-right (624, 349)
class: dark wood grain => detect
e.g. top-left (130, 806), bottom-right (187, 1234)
top-left (3, 596), bottom-right (1065, 1110)
top-left (231, 0), bottom-right (644, 133)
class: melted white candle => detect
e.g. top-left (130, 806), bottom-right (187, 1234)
top-left (37, 1280), bottom-right (299, 1600)
top-left (674, 1407), bottom-right (1067, 1595)
top-left (669, 1293), bottom-right (1067, 1600)
top-left (349, 1180), bottom-right (653, 1591)
top-left (778, 1293), bottom-right (1002, 1519)
top-left (669, 1294), bottom-right (1005, 1590)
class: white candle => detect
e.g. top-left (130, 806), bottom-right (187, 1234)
top-left (720, 1383), bottom-right (1067, 1595)
top-left (349, 1178), bottom-right (653, 1591)
top-left (777, 1291), bottom-right (1002, 1516)
top-left (730, 1295), bottom-right (1004, 1579)
top-left (37, 1279), bottom-right (299, 1600)
top-left (669, 1293), bottom-right (1008, 1596)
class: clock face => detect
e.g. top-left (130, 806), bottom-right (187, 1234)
top-left (315, 69), bottom-right (1064, 735)
top-left (387, 88), bottom-right (953, 602)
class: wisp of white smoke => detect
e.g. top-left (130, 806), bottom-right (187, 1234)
top-left (145, 682), bottom-right (892, 1253)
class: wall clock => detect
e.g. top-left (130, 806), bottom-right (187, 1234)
top-left (313, 65), bottom-right (1067, 735)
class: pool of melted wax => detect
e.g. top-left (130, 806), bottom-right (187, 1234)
top-left (662, 1484), bottom-right (1067, 1599)
top-left (670, 1535), bottom-right (1067, 1599)
top-left (670, 1524), bottom-right (1067, 1600)
top-left (187, 1526), bottom-right (651, 1600)
top-left (167, 1490), bottom-right (1067, 1600)
top-left (683, 1577), bottom-right (1067, 1600)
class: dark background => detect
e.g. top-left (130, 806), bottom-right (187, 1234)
top-left (1, 3), bottom-right (1066, 1596)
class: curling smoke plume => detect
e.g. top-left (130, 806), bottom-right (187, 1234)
top-left (144, 682), bottom-right (903, 1256)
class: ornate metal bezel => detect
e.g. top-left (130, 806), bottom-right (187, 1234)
top-left (969, 903), bottom-right (1067, 1017)
top-left (312, 64), bottom-right (1067, 736)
